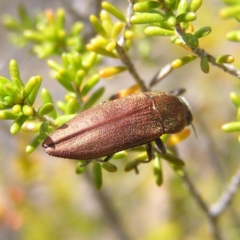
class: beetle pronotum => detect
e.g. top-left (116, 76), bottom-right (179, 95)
top-left (42, 91), bottom-right (193, 171)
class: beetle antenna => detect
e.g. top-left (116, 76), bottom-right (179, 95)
top-left (191, 123), bottom-right (197, 139)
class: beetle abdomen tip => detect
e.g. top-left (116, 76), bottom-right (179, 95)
top-left (42, 137), bottom-right (55, 151)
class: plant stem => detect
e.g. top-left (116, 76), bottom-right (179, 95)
top-left (175, 24), bottom-right (240, 79)
top-left (182, 169), bottom-right (223, 240)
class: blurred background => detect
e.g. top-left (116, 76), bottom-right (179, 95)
top-left (0, 0), bottom-right (240, 240)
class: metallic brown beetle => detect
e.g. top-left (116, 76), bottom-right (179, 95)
top-left (42, 91), bottom-right (193, 162)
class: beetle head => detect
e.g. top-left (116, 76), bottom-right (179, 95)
top-left (178, 96), bottom-right (193, 126)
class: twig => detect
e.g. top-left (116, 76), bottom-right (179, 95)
top-left (182, 169), bottom-right (223, 240)
top-left (84, 169), bottom-right (132, 240)
top-left (116, 1), bottom-right (148, 92)
top-left (210, 167), bottom-right (240, 217)
top-left (115, 43), bottom-right (148, 91)
top-left (33, 108), bottom-right (58, 128)
top-left (175, 25), bottom-right (240, 79)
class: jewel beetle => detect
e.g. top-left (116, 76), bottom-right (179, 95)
top-left (42, 91), bottom-right (193, 164)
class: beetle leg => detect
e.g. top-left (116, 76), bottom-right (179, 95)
top-left (80, 160), bottom-right (92, 168)
top-left (134, 143), bottom-right (154, 174)
top-left (80, 154), bottom-right (114, 168)
top-left (103, 154), bottom-right (114, 162)
top-left (154, 138), bottom-right (166, 154)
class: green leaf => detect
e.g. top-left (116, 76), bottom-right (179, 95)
top-left (222, 121), bottom-right (240, 132)
top-left (92, 162), bottom-right (102, 190)
top-left (161, 152), bottom-right (185, 166)
top-left (89, 15), bottom-right (108, 39)
top-left (144, 26), bottom-right (175, 36)
top-left (134, 1), bottom-right (161, 12)
top-left (9, 59), bottom-right (24, 90)
top-left (81, 74), bottom-right (100, 97)
top-left (84, 87), bottom-right (105, 110)
top-left (102, 162), bottom-right (118, 172)
top-left (131, 11), bottom-right (166, 24)
top-left (37, 103), bottom-right (55, 117)
top-left (25, 75), bottom-right (42, 105)
top-left (153, 156), bottom-right (163, 186)
top-left (40, 88), bottom-right (58, 119)
top-left (10, 114), bottom-right (29, 135)
top-left (102, 2), bottom-right (126, 22)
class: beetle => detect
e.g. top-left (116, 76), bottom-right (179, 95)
top-left (42, 91), bottom-right (193, 168)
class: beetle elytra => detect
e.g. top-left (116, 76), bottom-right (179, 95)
top-left (42, 91), bottom-right (193, 170)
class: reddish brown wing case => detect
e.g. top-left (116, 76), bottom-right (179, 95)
top-left (42, 92), bottom-right (167, 160)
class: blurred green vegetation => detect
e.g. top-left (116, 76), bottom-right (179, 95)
top-left (0, 1), bottom-right (240, 240)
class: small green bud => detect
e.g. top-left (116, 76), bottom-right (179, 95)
top-left (222, 122), bottom-right (240, 132)
top-left (75, 70), bottom-right (85, 88)
top-left (55, 71), bottom-right (74, 92)
top-left (131, 12), bottom-right (165, 24)
top-left (178, 0), bottom-right (188, 14)
top-left (65, 97), bottom-right (79, 114)
top-left (26, 134), bottom-right (43, 153)
top-left (76, 162), bottom-right (86, 174)
top-left (200, 56), bottom-right (210, 73)
top-left (216, 54), bottom-right (234, 64)
top-left (144, 26), bottom-right (175, 36)
top-left (47, 59), bottom-right (62, 71)
top-left (40, 88), bottom-right (58, 119)
top-left (102, 162), bottom-right (118, 172)
top-left (81, 74), bottom-right (100, 96)
top-left (86, 44), bottom-right (118, 58)
top-left (102, 2), bottom-right (126, 22)
top-left (100, 10), bottom-right (113, 36)
top-left (230, 92), bottom-right (240, 107)
top-left (124, 160), bottom-right (138, 172)
top-left (99, 66), bottom-right (126, 78)
top-left (37, 103), bottom-right (55, 117)
top-left (111, 22), bottom-right (124, 39)
top-left (162, 152), bottom-right (185, 166)
top-left (193, 26), bottom-right (211, 38)
top-left (10, 114), bottom-right (29, 135)
top-left (112, 151), bottom-right (128, 160)
top-left (3, 96), bottom-right (14, 105)
top-left (56, 8), bottom-right (65, 29)
top-left (89, 15), bottom-right (108, 39)
top-left (70, 22), bottom-right (84, 35)
top-left (220, 5), bottom-right (240, 19)
top-left (24, 30), bottom-right (44, 42)
top-left (105, 41), bottom-right (117, 52)
top-left (188, 0), bottom-right (203, 12)
top-left (22, 105), bottom-right (34, 116)
top-left (12, 104), bottom-right (22, 114)
top-left (0, 110), bottom-right (19, 120)
top-left (172, 55), bottom-right (197, 68)
top-left (25, 76), bottom-right (42, 106)
top-left (133, 1), bottom-right (161, 12)
top-left (24, 76), bottom-right (39, 99)
top-left (82, 52), bottom-right (98, 71)
top-left (39, 121), bottom-right (49, 139)
top-left (124, 30), bottom-right (134, 39)
top-left (54, 114), bottom-right (76, 126)
top-left (166, 16), bottom-right (177, 26)
top-left (84, 87), bottom-right (105, 110)
top-left (9, 59), bottom-right (24, 89)
top-left (153, 156), bottom-right (163, 186)
top-left (226, 30), bottom-right (240, 42)
top-left (176, 12), bottom-right (196, 23)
